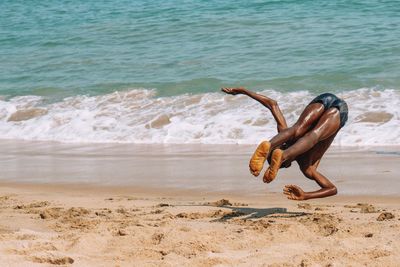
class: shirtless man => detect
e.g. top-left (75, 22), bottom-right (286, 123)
top-left (221, 87), bottom-right (348, 201)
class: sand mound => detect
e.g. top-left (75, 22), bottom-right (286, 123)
top-left (299, 213), bottom-right (340, 236)
top-left (377, 212), bottom-right (395, 221)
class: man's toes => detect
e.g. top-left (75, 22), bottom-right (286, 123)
top-left (263, 149), bottom-right (283, 183)
top-left (249, 166), bottom-right (257, 176)
top-left (263, 168), bottom-right (273, 183)
top-left (263, 167), bottom-right (276, 183)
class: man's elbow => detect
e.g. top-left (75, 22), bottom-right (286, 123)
top-left (269, 100), bottom-right (279, 113)
top-left (330, 186), bottom-right (338, 196)
top-left (270, 100), bottom-right (278, 108)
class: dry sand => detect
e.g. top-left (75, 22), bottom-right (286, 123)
top-left (0, 182), bottom-right (399, 267)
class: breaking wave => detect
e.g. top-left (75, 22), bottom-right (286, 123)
top-left (0, 88), bottom-right (398, 146)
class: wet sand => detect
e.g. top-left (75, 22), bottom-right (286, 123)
top-left (0, 140), bottom-right (399, 195)
top-left (0, 141), bottom-right (399, 266)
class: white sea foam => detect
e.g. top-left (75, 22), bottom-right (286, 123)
top-left (0, 88), bottom-right (398, 146)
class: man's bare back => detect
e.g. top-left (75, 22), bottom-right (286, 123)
top-left (222, 87), bottom-right (348, 201)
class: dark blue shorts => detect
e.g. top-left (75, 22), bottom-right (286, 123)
top-left (309, 93), bottom-right (348, 128)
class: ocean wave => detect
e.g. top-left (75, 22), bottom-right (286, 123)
top-left (0, 88), bottom-right (398, 146)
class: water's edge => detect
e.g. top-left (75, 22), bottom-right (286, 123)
top-left (0, 140), bottom-right (398, 196)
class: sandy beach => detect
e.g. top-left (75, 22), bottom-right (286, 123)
top-left (2, 1), bottom-right (400, 266)
top-left (0, 182), bottom-right (399, 266)
top-left (0, 142), bottom-right (399, 266)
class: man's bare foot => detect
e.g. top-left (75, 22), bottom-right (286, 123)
top-left (249, 141), bottom-right (270, 177)
top-left (263, 149), bottom-right (283, 183)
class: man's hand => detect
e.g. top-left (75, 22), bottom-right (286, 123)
top-left (221, 87), bottom-right (245, 95)
top-left (283, 184), bottom-right (307, 200)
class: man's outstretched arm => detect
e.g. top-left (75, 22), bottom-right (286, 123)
top-left (283, 169), bottom-right (337, 200)
top-left (221, 87), bottom-right (288, 132)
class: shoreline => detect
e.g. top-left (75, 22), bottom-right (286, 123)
top-left (0, 140), bottom-right (398, 196)
top-left (1, 180), bottom-right (400, 202)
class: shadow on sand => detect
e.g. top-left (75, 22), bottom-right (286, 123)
top-left (210, 205), bottom-right (308, 222)
top-left (176, 203), bottom-right (309, 222)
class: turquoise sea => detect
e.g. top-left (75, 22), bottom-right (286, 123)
top-left (0, 1), bottom-right (399, 145)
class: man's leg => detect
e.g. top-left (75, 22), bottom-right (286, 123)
top-left (264, 107), bottom-right (341, 183)
top-left (222, 87), bottom-right (290, 176)
top-left (269, 103), bottom-right (325, 151)
top-left (283, 134), bottom-right (338, 200)
top-left (250, 102), bottom-right (325, 176)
